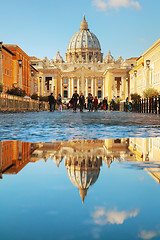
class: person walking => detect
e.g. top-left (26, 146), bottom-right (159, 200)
top-left (48, 93), bottom-right (55, 112)
top-left (88, 93), bottom-right (93, 111)
top-left (57, 93), bottom-right (62, 112)
top-left (79, 92), bottom-right (85, 112)
top-left (71, 90), bottom-right (79, 112)
top-left (93, 96), bottom-right (98, 111)
top-left (103, 97), bottom-right (108, 111)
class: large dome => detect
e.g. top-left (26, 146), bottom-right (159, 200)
top-left (65, 16), bottom-right (103, 63)
top-left (68, 24), bottom-right (101, 51)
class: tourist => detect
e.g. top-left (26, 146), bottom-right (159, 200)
top-left (71, 90), bottom-right (79, 112)
top-left (103, 97), bottom-right (108, 110)
top-left (110, 98), bottom-right (115, 111)
top-left (88, 93), bottom-right (93, 111)
top-left (93, 96), bottom-right (98, 111)
top-left (79, 92), bottom-right (85, 112)
top-left (57, 93), bottom-right (62, 112)
top-left (48, 93), bottom-right (56, 112)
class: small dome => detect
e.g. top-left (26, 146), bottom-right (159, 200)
top-left (116, 56), bottom-right (124, 64)
top-left (105, 50), bottom-right (114, 63)
top-left (53, 51), bottom-right (64, 63)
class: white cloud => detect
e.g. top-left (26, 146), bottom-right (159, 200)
top-left (92, 0), bottom-right (107, 11)
top-left (92, 0), bottom-right (141, 11)
top-left (138, 230), bottom-right (157, 240)
top-left (91, 206), bottom-right (139, 225)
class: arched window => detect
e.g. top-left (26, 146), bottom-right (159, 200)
top-left (64, 79), bottom-right (68, 84)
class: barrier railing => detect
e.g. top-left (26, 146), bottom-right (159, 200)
top-left (0, 93), bottom-right (49, 112)
top-left (121, 96), bottom-right (160, 114)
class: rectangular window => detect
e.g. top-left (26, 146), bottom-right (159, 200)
top-left (64, 90), bottom-right (68, 98)
top-left (98, 90), bottom-right (102, 98)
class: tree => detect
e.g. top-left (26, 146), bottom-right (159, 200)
top-left (31, 93), bottom-right (38, 100)
top-left (143, 88), bottom-right (159, 98)
top-left (39, 96), bottom-right (48, 102)
top-left (7, 87), bottom-right (26, 97)
top-left (131, 93), bottom-right (141, 101)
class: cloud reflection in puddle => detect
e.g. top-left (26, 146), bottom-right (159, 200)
top-left (91, 206), bottom-right (139, 225)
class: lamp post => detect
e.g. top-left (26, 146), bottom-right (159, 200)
top-left (126, 77), bottom-right (129, 99)
top-left (31, 70), bottom-right (34, 77)
top-left (39, 77), bottom-right (42, 96)
top-left (31, 70), bottom-right (34, 95)
top-left (146, 60), bottom-right (150, 88)
top-left (134, 70), bottom-right (137, 93)
top-left (146, 60), bottom-right (150, 68)
top-left (0, 42), bottom-right (3, 85)
top-left (18, 59), bottom-right (23, 89)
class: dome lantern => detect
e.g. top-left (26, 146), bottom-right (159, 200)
top-left (80, 15), bottom-right (88, 30)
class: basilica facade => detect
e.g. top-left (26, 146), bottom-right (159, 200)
top-left (30, 16), bottom-right (137, 101)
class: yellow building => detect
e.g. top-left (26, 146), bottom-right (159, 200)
top-left (30, 16), bottom-right (136, 101)
top-left (130, 38), bottom-right (160, 98)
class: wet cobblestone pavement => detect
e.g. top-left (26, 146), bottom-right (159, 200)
top-left (0, 110), bottom-right (160, 142)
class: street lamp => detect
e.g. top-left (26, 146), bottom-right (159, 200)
top-left (39, 77), bottom-right (42, 96)
top-left (31, 70), bottom-right (34, 76)
top-left (18, 59), bottom-right (22, 67)
top-left (134, 70), bottom-right (137, 77)
top-left (146, 60), bottom-right (150, 67)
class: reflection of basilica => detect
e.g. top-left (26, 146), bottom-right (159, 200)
top-left (1, 138), bottom-right (160, 202)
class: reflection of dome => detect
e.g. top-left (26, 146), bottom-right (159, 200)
top-left (66, 156), bottom-right (102, 204)
top-left (67, 168), bottom-right (100, 204)
top-left (66, 15), bottom-right (103, 63)
top-left (53, 51), bottom-right (64, 63)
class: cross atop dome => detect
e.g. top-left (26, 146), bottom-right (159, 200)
top-left (80, 15), bottom-right (88, 30)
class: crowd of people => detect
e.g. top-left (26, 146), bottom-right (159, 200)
top-left (48, 91), bottom-right (109, 112)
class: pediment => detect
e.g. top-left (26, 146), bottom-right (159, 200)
top-left (70, 66), bottom-right (97, 74)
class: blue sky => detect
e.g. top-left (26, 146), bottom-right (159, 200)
top-left (1, 0), bottom-right (160, 61)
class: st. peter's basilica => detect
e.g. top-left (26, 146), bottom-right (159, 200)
top-left (30, 16), bottom-right (137, 101)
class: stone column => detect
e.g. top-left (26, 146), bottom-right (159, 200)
top-left (122, 76), bottom-right (126, 100)
top-left (77, 78), bottom-right (79, 94)
top-left (102, 78), bottom-right (104, 99)
top-left (91, 78), bottom-right (94, 95)
top-left (68, 78), bottom-right (71, 98)
top-left (85, 78), bottom-right (88, 97)
top-left (95, 78), bottom-right (97, 96)
top-left (125, 78), bottom-right (129, 98)
top-left (0, 42), bottom-right (3, 85)
top-left (146, 67), bottom-right (150, 88)
top-left (50, 77), bottom-right (53, 93)
top-left (71, 77), bottom-right (74, 96)
top-left (61, 78), bottom-right (63, 96)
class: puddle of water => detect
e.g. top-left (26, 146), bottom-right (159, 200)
top-left (0, 138), bottom-right (160, 240)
